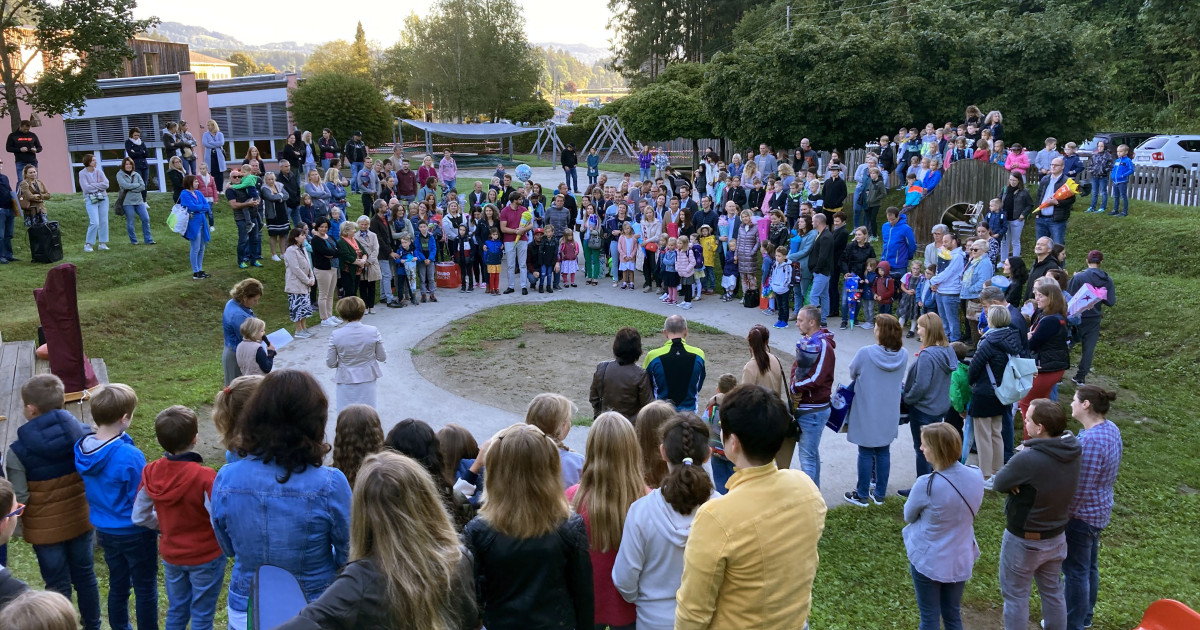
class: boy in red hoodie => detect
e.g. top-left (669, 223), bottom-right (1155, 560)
top-left (132, 406), bottom-right (226, 630)
top-left (872, 260), bottom-right (897, 315)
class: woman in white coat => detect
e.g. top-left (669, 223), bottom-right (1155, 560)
top-left (326, 296), bottom-right (386, 411)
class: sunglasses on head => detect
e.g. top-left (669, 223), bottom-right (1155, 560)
top-left (4, 503), bottom-right (25, 519)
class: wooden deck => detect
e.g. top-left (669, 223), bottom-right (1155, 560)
top-left (0, 333), bottom-right (108, 467)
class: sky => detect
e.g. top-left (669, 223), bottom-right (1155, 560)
top-left (132, 0), bottom-right (615, 50)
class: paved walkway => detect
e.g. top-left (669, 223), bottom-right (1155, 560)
top-left (276, 278), bottom-right (925, 509)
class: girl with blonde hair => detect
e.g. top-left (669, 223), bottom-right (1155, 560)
top-left (211, 374), bottom-right (263, 459)
top-left (464, 423), bottom-right (592, 630)
top-left (525, 392), bottom-right (584, 487)
top-left (3, 590), bottom-right (79, 630)
top-left (635, 400), bottom-right (676, 488)
top-left (566, 412), bottom-right (646, 630)
top-left (279, 451), bottom-right (479, 630)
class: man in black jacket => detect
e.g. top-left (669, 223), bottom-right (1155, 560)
top-left (344, 131), bottom-right (367, 192)
top-left (820, 165), bottom-right (847, 225)
top-left (277, 161), bottom-right (302, 228)
top-left (1035, 156), bottom-right (1075, 246)
top-left (828, 212), bottom-right (849, 318)
top-left (807, 213), bottom-right (835, 326)
top-left (6, 120), bottom-right (40, 184)
top-left (561, 143), bottom-right (579, 193)
top-left (318, 128), bottom-right (339, 171)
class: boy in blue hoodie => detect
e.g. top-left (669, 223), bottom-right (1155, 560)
top-left (74, 383), bottom-right (158, 630)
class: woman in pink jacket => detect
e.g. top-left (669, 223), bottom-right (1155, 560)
top-left (1004, 143), bottom-right (1031, 175)
top-left (438, 149), bottom-right (458, 191)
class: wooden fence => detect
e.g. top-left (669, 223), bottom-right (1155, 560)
top-left (1073, 163), bottom-right (1200, 207)
top-left (910, 159), bottom-right (1012, 248)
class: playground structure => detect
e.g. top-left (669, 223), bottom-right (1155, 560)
top-left (582, 115), bottom-right (637, 165)
top-left (530, 122), bottom-right (566, 164)
top-left (393, 118), bottom-right (540, 166)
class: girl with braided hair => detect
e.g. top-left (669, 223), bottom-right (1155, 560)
top-left (612, 413), bottom-right (716, 630)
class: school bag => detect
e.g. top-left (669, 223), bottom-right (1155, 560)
top-left (27, 214), bottom-right (63, 264)
top-left (986, 354), bottom-right (1037, 405)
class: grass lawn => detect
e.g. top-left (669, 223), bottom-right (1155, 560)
top-left (1, 190), bottom-right (1197, 628)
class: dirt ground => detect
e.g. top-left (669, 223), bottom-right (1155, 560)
top-left (412, 325), bottom-right (792, 420)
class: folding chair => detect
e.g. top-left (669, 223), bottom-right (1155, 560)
top-left (250, 565), bottom-right (308, 630)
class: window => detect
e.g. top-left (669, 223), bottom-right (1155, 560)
top-left (1139, 137), bottom-right (1168, 150)
top-left (1176, 140), bottom-right (1200, 153)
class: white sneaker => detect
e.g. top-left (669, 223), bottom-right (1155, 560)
top-left (84, 244), bottom-right (93, 252)
top-left (98, 244), bottom-right (110, 251)
top-left (983, 477), bottom-right (995, 491)
top-left (320, 318), bottom-right (337, 327)
top-left (680, 302), bottom-right (692, 310)
top-left (294, 329), bottom-right (313, 338)
top-left (331, 317), bottom-right (344, 324)
top-left (271, 254), bottom-right (282, 262)
top-left (660, 293), bottom-right (670, 301)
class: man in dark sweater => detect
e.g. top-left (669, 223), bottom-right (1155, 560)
top-left (6, 120), bottom-right (41, 184)
top-left (561, 143), bottom-right (579, 193)
top-left (828, 212), bottom-right (849, 318)
top-left (1066, 250), bottom-right (1116, 385)
top-left (820, 165), bottom-right (847, 225)
top-left (993, 399), bottom-right (1081, 630)
top-left (807, 214), bottom-right (835, 326)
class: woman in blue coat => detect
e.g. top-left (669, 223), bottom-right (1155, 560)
top-left (787, 215), bottom-right (818, 312)
top-left (180, 175), bottom-right (213, 279)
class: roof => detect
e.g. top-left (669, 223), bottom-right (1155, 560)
top-left (189, 51), bottom-right (236, 67)
top-left (399, 119), bottom-right (539, 139)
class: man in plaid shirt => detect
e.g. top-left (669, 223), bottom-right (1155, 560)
top-left (1065, 386), bottom-right (1123, 630)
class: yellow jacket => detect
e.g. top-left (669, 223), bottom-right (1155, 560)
top-left (700, 235), bottom-right (718, 267)
top-left (675, 462), bottom-right (826, 630)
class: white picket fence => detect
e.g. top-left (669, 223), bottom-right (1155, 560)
top-left (1075, 163), bottom-right (1200, 207)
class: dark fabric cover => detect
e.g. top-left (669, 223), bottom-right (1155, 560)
top-left (34, 263), bottom-right (97, 392)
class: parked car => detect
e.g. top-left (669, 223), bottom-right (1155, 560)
top-left (1133, 135), bottom-right (1200, 172)
top-left (1078, 132), bottom-right (1158, 160)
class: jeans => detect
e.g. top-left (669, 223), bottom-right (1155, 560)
top-left (380, 257), bottom-right (395, 302)
top-left (33, 532), bottom-right (102, 630)
top-left (1087, 175), bottom-right (1109, 212)
top-left (419, 260), bottom-right (436, 295)
top-left (1111, 181), bottom-right (1129, 215)
top-left (1063, 518), bottom-right (1102, 630)
top-left (0, 206), bottom-right (15, 260)
top-left (796, 408), bottom-right (829, 487)
top-left (97, 529), bottom-right (160, 630)
top-left (442, 178), bottom-right (456, 193)
top-left (856, 445), bottom-right (890, 499)
top-left (350, 162), bottom-right (364, 192)
top-left (936, 293), bottom-right (962, 342)
top-left (960, 413), bottom-right (974, 464)
top-left (537, 264), bottom-right (554, 289)
top-left (136, 166), bottom-right (150, 191)
top-left (124, 203), bottom-right (153, 243)
top-left (564, 165), bottom-right (578, 191)
top-left (288, 206), bottom-right (303, 228)
top-left (163, 556), bottom-right (226, 630)
top-left (1074, 317), bottom-right (1101, 382)
top-left (1000, 530), bottom-right (1068, 630)
top-left (702, 265), bottom-right (715, 292)
top-left (321, 158), bottom-right (331, 171)
top-left (189, 236), bottom-right (207, 273)
top-left (639, 166), bottom-right (651, 181)
top-left (1004, 219), bottom-right (1025, 258)
top-left (809, 273), bottom-right (831, 323)
top-left (711, 456), bottom-right (735, 494)
top-left (907, 409), bottom-right (943, 477)
top-left (504, 240), bottom-right (528, 289)
top-left (183, 157), bottom-right (196, 175)
top-left (911, 564), bottom-right (966, 630)
top-left (85, 197), bottom-right (110, 245)
top-left (1036, 215), bottom-right (1066, 245)
top-left (775, 288), bottom-right (792, 323)
top-left (235, 220), bottom-right (257, 264)
top-left (609, 240), bottom-right (619, 278)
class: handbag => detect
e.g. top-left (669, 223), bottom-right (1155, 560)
top-left (645, 241), bottom-right (658, 253)
top-left (86, 192), bottom-right (106, 204)
top-left (826, 381), bottom-right (855, 433)
top-left (587, 230), bottom-right (603, 250)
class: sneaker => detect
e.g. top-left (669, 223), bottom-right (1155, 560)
top-left (906, 330), bottom-right (916, 338)
top-left (146, 240), bottom-right (157, 245)
top-left (387, 300), bottom-right (403, 308)
top-left (871, 494), bottom-right (886, 505)
top-left (680, 302), bottom-right (692, 310)
top-left (983, 477), bottom-right (995, 491)
top-left (843, 491), bottom-right (870, 507)
top-left (839, 321), bottom-right (848, 330)
top-left (547, 287), bottom-right (554, 294)
top-left (98, 244), bottom-right (110, 251)
top-left (504, 288), bottom-right (515, 294)
top-left (613, 281), bottom-right (620, 287)
top-left (773, 321), bottom-right (788, 329)
top-left (198, 271), bottom-right (211, 279)
top-left (460, 287), bottom-right (467, 292)
top-left (332, 317), bottom-right (343, 324)
top-left (660, 293), bottom-right (670, 301)
top-left (252, 261), bottom-right (263, 267)
top-left (272, 254), bottom-right (282, 262)
top-left (191, 271), bottom-right (201, 280)
top-left (522, 288), bottom-right (528, 295)
top-left (430, 295), bottom-right (438, 302)
top-left (294, 330), bottom-right (313, 339)
top-left (239, 262), bottom-right (249, 269)
top-left (321, 318), bottom-right (338, 327)
top-left (1071, 376), bottom-right (1085, 386)
top-left (860, 322), bottom-right (874, 330)
top-left (84, 244), bottom-right (93, 252)
top-left (897, 488), bottom-right (911, 498)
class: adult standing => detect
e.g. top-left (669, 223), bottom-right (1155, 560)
top-left (901, 313), bottom-right (957, 480)
top-left (202, 120), bottom-right (227, 192)
top-left (902, 423), bottom-right (984, 630)
top-left (310, 218), bottom-right (340, 327)
top-left (794, 138), bottom-right (818, 172)
top-left (281, 228), bottom-right (315, 340)
top-left (1067, 250), bottom-right (1116, 385)
top-left (77, 154), bottom-right (109, 253)
top-left (827, 212), bottom-right (849, 317)
top-left (212, 370), bottom-right (351, 630)
top-left (317, 128), bottom-right (339, 171)
top-left (924, 224), bottom-right (948, 268)
top-left (336, 222), bottom-right (367, 302)
top-left (644, 315), bottom-right (706, 412)
top-left (931, 233), bottom-right (965, 342)
top-left (843, 314), bottom-right (909, 506)
top-left (225, 170), bottom-right (260, 269)
top-left (369, 201), bottom-right (401, 308)
top-left (123, 127), bottom-right (150, 189)
top-left (221, 278), bottom-right (262, 386)
top-left (1025, 236), bottom-right (1060, 300)
top-left (960, 239), bottom-right (993, 344)
top-left (820, 165), bottom-right (847, 224)
top-left (1035, 156), bottom-right (1075, 245)
top-left (967, 305), bottom-right (1024, 487)
top-left (740, 325), bottom-right (790, 467)
top-left (438, 149), bottom-right (457, 191)
top-left (993, 399), bottom-right (1081, 630)
top-left (260, 172), bottom-right (291, 261)
top-left (6, 119), bottom-right (40, 184)
top-left (326, 296), bottom-right (386, 411)
top-left (1084, 141), bottom-right (1113, 214)
top-left (733, 209), bottom-right (760, 301)
top-left (179, 175), bottom-right (213, 280)
top-left (881, 207), bottom-right (916, 281)
top-left (1064, 386), bottom-right (1123, 630)
top-left (116, 158), bottom-right (154, 246)
top-left (589, 327), bottom-right (653, 420)
top-left (561, 142), bottom-right (579, 193)
top-left (753, 144), bottom-right (777, 181)
top-left (395, 160), bottom-right (417, 203)
top-left (1018, 284), bottom-right (1071, 424)
top-left (788, 215), bottom-right (817, 313)
top-left (344, 131), bottom-right (367, 193)
top-left (499, 192), bottom-right (531, 295)
top-left (177, 121), bottom-right (198, 174)
top-left (0, 157), bottom-right (15, 263)
top-left (354, 216), bottom-right (382, 314)
top-left (299, 131), bottom-right (319, 177)
top-left (640, 207), bottom-right (662, 292)
top-left (807, 213), bottom-right (835, 326)
top-left (790, 305), bottom-right (835, 486)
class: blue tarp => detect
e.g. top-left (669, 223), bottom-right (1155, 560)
top-left (399, 119), bottom-right (538, 139)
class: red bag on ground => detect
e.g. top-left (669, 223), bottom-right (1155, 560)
top-left (435, 261), bottom-right (461, 288)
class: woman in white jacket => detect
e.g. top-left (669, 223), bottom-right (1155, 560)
top-left (283, 227), bottom-right (315, 338)
top-left (612, 413), bottom-right (718, 630)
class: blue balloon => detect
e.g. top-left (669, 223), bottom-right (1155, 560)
top-left (515, 164), bottom-right (532, 182)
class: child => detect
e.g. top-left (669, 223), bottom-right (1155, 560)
top-left (841, 271), bottom-right (862, 330)
top-left (559, 228), bottom-right (580, 288)
top-left (414, 221), bottom-right (438, 302)
top-left (329, 207), bottom-right (344, 240)
top-left (702, 374), bottom-right (739, 493)
top-left (525, 393), bottom-right (584, 488)
top-left (617, 221), bottom-right (639, 290)
top-left (1110, 144), bottom-right (1133, 216)
top-left (5, 374), bottom-right (101, 629)
top-left (454, 223), bottom-right (474, 292)
top-left (655, 233), bottom-right (669, 291)
top-left (768, 246), bottom-right (793, 328)
top-left (395, 235), bottom-right (417, 306)
top-left (74, 383), bottom-right (158, 630)
top-left (438, 424), bottom-right (485, 507)
top-left (660, 237), bottom-right (680, 305)
top-left (920, 263), bottom-right (937, 313)
top-left (484, 228), bottom-right (504, 295)
top-left (947, 341), bottom-right (972, 462)
top-left (699, 224), bottom-right (718, 295)
top-left (3, 590), bottom-right (79, 630)
top-left (133, 405), bottom-right (227, 630)
top-left (331, 404), bottom-right (384, 488)
top-left (689, 233), bottom-right (705, 301)
top-left (860, 258), bottom-right (879, 329)
top-left (674, 235), bottom-right (695, 309)
top-left (872, 260), bottom-right (896, 315)
top-left (531, 227), bottom-right (558, 293)
top-left (897, 259), bottom-right (923, 336)
top-left (236, 317), bottom-right (276, 376)
top-left (489, 176), bottom-right (502, 194)
top-left (720, 240), bottom-right (739, 302)
top-left (212, 374), bottom-right (263, 462)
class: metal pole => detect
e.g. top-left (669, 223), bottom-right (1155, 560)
top-left (787, 5), bottom-right (791, 30)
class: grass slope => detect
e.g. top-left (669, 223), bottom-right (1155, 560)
top-left (0, 192), bottom-right (1196, 628)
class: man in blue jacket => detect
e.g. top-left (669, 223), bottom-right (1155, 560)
top-left (930, 233), bottom-right (966, 342)
top-left (880, 207), bottom-right (916, 282)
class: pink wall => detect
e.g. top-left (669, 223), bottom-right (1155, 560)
top-left (3, 98), bottom-right (71, 193)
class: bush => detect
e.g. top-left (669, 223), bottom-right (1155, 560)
top-left (290, 73), bottom-right (392, 146)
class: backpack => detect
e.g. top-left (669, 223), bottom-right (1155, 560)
top-left (986, 354), bottom-right (1037, 405)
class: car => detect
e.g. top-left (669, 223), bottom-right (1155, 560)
top-left (1133, 135), bottom-right (1200, 172)
top-left (1078, 132), bottom-right (1158, 161)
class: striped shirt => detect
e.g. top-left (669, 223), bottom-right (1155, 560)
top-left (1068, 420), bottom-right (1123, 529)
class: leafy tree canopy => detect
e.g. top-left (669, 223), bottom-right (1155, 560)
top-left (290, 72), bottom-right (391, 146)
top-left (303, 38), bottom-right (371, 82)
top-left (505, 100), bottom-right (553, 125)
top-left (228, 51), bottom-right (276, 77)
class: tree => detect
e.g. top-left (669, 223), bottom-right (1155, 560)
top-left (0, 0), bottom-right (157, 131)
top-left (504, 100), bottom-right (553, 124)
top-left (228, 51), bottom-right (276, 77)
top-left (618, 72), bottom-right (712, 168)
top-left (303, 39), bottom-right (371, 81)
top-left (290, 73), bottom-right (391, 146)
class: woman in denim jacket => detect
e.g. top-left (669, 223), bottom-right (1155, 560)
top-left (212, 370), bottom-right (352, 630)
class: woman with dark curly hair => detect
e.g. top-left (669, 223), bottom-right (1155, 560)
top-left (589, 327), bottom-right (653, 421)
top-left (211, 370), bottom-right (352, 630)
top-left (332, 404), bottom-right (384, 488)
top-left (384, 418), bottom-right (475, 531)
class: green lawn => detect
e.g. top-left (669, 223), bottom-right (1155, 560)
top-left (1, 191), bottom-right (1197, 628)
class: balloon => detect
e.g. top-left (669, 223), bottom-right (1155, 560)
top-left (515, 164), bottom-right (532, 182)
